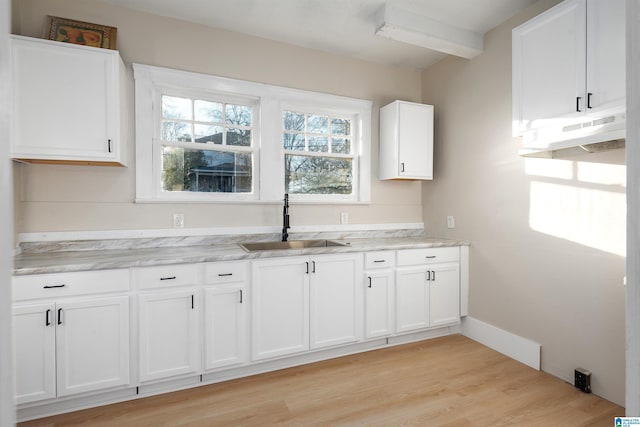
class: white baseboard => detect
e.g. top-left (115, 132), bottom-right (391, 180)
top-left (461, 316), bottom-right (541, 370)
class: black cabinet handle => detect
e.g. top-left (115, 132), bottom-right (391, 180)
top-left (368, 277), bottom-right (372, 288)
top-left (400, 162), bottom-right (405, 172)
top-left (373, 260), bottom-right (385, 263)
top-left (108, 139), bottom-right (112, 153)
top-left (191, 295), bottom-right (195, 309)
top-left (239, 289), bottom-right (243, 304)
top-left (45, 309), bottom-right (51, 326)
top-left (425, 255), bottom-right (436, 259)
top-left (432, 271), bottom-right (436, 282)
top-left (218, 273), bottom-right (233, 277)
top-left (426, 271), bottom-right (431, 281)
top-left (306, 262), bottom-right (309, 274)
top-left (43, 284), bottom-right (66, 289)
top-left (57, 308), bottom-right (63, 325)
top-left (587, 93), bottom-right (593, 109)
top-left (576, 96), bottom-right (582, 112)
top-left (312, 261), bottom-right (316, 273)
top-left (160, 276), bottom-right (176, 281)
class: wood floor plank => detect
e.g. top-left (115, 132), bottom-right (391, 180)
top-left (19, 335), bottom-right (623, 426)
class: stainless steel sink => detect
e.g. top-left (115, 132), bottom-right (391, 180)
top-left (239, 239), bottom-right (347, 252)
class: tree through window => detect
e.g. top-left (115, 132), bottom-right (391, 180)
top-left (282, 110), bottom-right (354, 195)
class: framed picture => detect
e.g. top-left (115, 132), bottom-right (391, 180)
top-left (46, 16), bottom-right (117, 50)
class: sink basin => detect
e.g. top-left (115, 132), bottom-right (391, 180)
top-left (239, 239), bottom-right (347, 252)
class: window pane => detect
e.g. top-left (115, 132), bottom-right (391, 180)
top-left (162, 96), bottom-right (192, 120)
top-left (284, 133), bottom-right (305, 151)
top-left (331, 118), bottom-right (351, 135)
top-left (308, 136), bottom-right (328, 152)
top-left (283, 111), bottom-right (305, 131)
top-left (226, 128), bottom-right (251, 147)
top-left (225, 104), bottom-right (252, 126)
top-left (194, 124), bottom-right (223, 144)
top-left (308, 115), bottom-right (328, 133)
top-left (162, 121), bottom-right (192, 142)
top-left (332, 138), bottom-right (351, 154)
top-left (194, 100), bottom-right (223, 123)
top-left (284, 155), bottom-right (352, 195)
top-left (162, 146), bottom-right (252, 193)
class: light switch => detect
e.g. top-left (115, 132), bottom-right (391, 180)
top-left (447, 216), bottom-right (455, 229)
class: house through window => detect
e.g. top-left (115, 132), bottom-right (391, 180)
top-left (160, 95), bottom-right (255, 194)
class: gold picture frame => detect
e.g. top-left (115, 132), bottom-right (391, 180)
top-left (46, 16), bottom-right (117, 50)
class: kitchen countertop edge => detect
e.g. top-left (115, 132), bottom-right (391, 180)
top-left (14, 237), bottom-right (470, 276)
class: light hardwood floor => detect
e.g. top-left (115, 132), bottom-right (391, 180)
top-left (20, 335), bottom-right (623, 426)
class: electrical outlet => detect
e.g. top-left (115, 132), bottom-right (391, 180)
top-left (340, 212), bottom-right (349, 225)
top-left (173, 213), bottom-right (184, 228)
top-left (447, 216), bottom-right (455, 229)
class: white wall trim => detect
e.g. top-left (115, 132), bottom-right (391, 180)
top-left (461, 316), bottom-right (541, 371)
top-left (17, 222), bottom-right (425, 243)
top-left (627, 0), bottom-right (640, 415)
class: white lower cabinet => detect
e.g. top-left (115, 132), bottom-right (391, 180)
top-left (309, 254), bottom-right (363, 349)
top-left (203, 261), bottom-right (248, 370)
top-left (251, 256), bottom-right (310, 360)
top-left (14, 303), bottom-right (56, 404)
top-left (395, 248), bottom-right (461, 334)
top-left (429, 263), bottom-right (460, 327)
top-left (364, 251), bottom-right (395, 339)
top-left (138, 289), bottom-right (200, 382)
top-left (14, 295), bottom-right (130, 404)
top-left (395, 266), bottom-right (431, 333)
top-left (251, 253), bottom-right (363, 360)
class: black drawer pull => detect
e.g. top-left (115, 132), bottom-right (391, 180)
top-left (43, 284), bottom-right (66, 289)
top-left (373, 260), bottom-right (386, 263)
top-left (218, 273), bottom-right (233, 277)
top-left (45, 309), bottom-right (51, 326)
top-left (160, 276), bottom-right (177, 281)
top-left (239, 289), bottom-right (243, 304)
top-left (425, 256), bottom-right (436, 259)
top-left (57, 308), bottom-right (63, 325)
top-left (368, 277), bottom-right (372, 288)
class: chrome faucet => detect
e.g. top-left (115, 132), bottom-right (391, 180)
top-left (282, 193), bottom-right (290, 242)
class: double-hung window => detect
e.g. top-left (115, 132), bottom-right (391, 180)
top-left (133, 63), bottom-right (371, 204)
top-left (283, 110), bottom-right (356, 199)
top-left (158, 92), bottom-right (257, 199)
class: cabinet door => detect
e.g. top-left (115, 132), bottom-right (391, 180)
top-left (395, 267), bottom-right (429, 333)
top-left (586, 0), bottom-right (625, 115)
top-left (13, 303), bottom-right (56, 404)
top-left (11, 36), bottom-right (120, 162)
top-left (364, 270), bottom-right (394, 339)
top-left (512, 0), bottom-right (586, 134)
top-left (56, 296), bottom-right (129, 397)
top-left (398, 102), bottom-right (433, 179)
top-left (429, 263), bottom-right (461, 327)
top-left (310, 254), bottom-right (363, 349)
top-left (204, 285), bottom-right (246, 370)
top-left (138, 290), bottom-right (200, 382)
top-left (251, 257), bottom-right (309, 360)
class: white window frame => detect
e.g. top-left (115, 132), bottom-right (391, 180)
top-left (133, 63), bottom-right (371, 204)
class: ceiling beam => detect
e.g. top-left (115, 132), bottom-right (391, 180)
top-left (375, 3), bottom-right (484, 60)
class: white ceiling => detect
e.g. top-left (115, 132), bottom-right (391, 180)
top-left (100, 0), bottom-right (537, 69)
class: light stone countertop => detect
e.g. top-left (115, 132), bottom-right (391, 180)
top-left (14, 233), bottom-right (469, 276)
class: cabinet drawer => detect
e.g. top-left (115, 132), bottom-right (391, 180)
top-left (364, 251), bottom-right (395, 269)
top-left (13, 269), bottom-right (130, 301)
top-left (135, 264), bottom-right (200, 289)
top-left (204, 261), bottom-right (247, 284)
top-left (396, 247), bottom-right (460, 266)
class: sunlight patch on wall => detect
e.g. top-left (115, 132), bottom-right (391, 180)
top-left (527, 158), bottom-right (625, 257)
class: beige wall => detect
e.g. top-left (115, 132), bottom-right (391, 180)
top-left (12, 0), bottom-right (424, 235)
top-left (422, 0), bottom-right (626, 405)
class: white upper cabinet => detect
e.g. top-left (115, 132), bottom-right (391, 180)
top-left (10, 35), bottom-right (127, 166)
top-left (379, 100), bottom-right (433, 180)
top-left (512, 0), bottom-right (625, 147)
